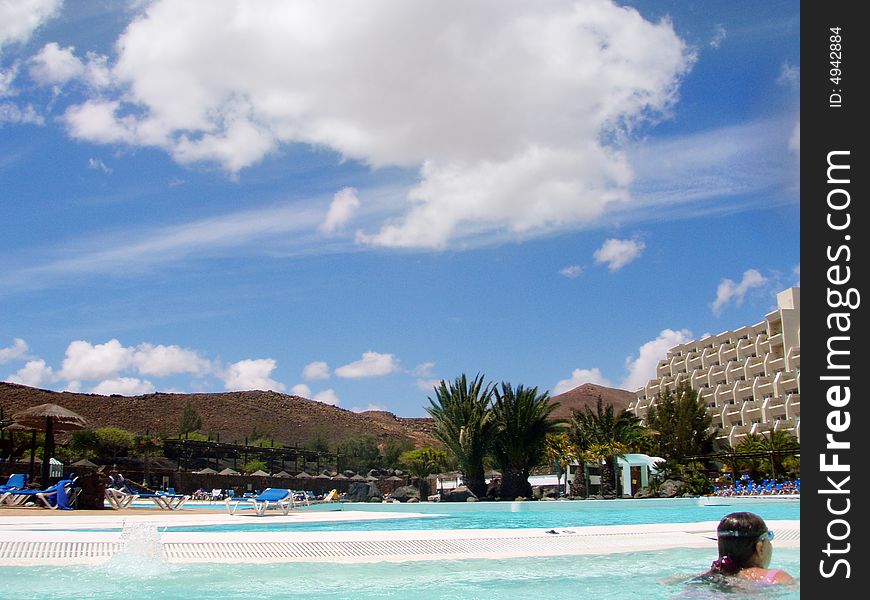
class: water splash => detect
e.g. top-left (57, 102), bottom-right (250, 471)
top-left (103, 521), bottom-right (171, 577)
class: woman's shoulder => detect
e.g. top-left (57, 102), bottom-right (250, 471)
top-left (739, 567), bottom-right (795, 584)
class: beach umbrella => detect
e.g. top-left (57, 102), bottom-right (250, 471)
top-left (387, 475), bottom-right (404, 481)
top-left (315, 473), bottom-right (331, 480)
top-left (13, 403), bottom-right (87, 484)
top-left (295, 471), bottom-right (312, 479)
top-left (218, 467), bottom-right (240, 475)
top-left (331, 473), bottom-right (348, 480)
top-left (350, 474), bottom-right (366, 481)
top-left (194, 467), bottom-right (218, 474)
top-left (274, 470), bottom-right (291, 478)
top-left (71, 458), bottom-right (98, 468)
top-left (366, 475), bottom-right (379, 481)
top-left (249, 469), bottom-right (270, 477)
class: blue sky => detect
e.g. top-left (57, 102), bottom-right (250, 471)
top-left (1, 1), bottom-right (799, 417)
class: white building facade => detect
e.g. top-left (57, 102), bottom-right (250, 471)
top-left (629, 287), bottom-right (800, 447)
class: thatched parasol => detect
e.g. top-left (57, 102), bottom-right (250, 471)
top-left (295, 471), bottom-right (312, 479)
top-left (331, 473), bottom-right (348, 480)
top-left (71, 458), bottom-right (98, 468)
top-left (194, 467), bottom-right (218, 474)
top-left (274, 470), bottom-right (291, 478)
top-left (218, 467), bottom-right (240, 475)
top-left (13, 403), bottom-right (88, 484)
top-left (249, 469), bottom-right (270, 477)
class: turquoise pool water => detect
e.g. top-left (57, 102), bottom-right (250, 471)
top-left (171, 498), bottom-right (800, 532)
top-left (0, 547), bottom-right (801, 600)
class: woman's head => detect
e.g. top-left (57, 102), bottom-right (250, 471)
top-left (710, 512), bottom-right (772, 574)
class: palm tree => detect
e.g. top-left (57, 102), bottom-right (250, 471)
top-left (645, 383), bottom-right (716, 463)
top-left (569, 396), bottom-right (646, 497)
top-left (735, 433), bottom-right (766, 479)
top-left (490, 383), bottom-right (563, 499)
top-left (544, 432), bottom-right (573, 496)
top-left (758, 428), bottom-right (798, 479)
top-left (425, 373), bottom-right (495, 498)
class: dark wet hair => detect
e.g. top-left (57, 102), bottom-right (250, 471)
top-left (709, 512), bottom-right (768, 575)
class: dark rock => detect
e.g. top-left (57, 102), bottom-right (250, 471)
top-left (442, 485), bottom-right (477, 502)
top-left (633, 487), bottom-right (654, 499)
top-left (391, 485), bottom-right (421, 503)
top-left (656, 479), bottom-right (683, 498)
top-left (345, 481), bottom-right (382, 502)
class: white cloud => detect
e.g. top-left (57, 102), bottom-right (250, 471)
top-left (335, 351), bottom-right (399, 378)
top-left (59, 0), bottom-right (691, 249)
top-left (1, 199), bottom-right (324, 291)
top-left (620, 328), bottom-right (693, 390)
top-left (0, 0), bottom-right (62, 50)
top-left (221, 358), bottom-right (285, 391)
top-left (88, 158), bottom-right (111, 174)
top-left (777, 62), bottom-right (800, 88)
top-left (415, 378), bottom-right (441, 392)
top-left (0, 102), bottom-right (43, 125)
top-left (711, 269), bottom-right (768, 316)
top-left (553, 367), bottom-right (611, 395)
top-left (291, 383), bottom-right (312, 397)
top-left (313, 388), bottom-right (340, 406)
top-left (559, 265), bottom-right (584, 278)
top-left (91, 376), bottom-right (155, 396)
top-left (351, 403), bottom-right (387, 413)
top-left (788, 122), bottom-right (799, 154)
top-left (710, 24), bottom-right (727, 49)
top-left (0, 338), bottom-right (30, 363)
top-left (320, 187), bottom-right (360, 234)
top-left (59, 339), bottom-right (134, 381)
top-left (6, 359), bottom-right (54, 388)
top-left (132, 343), bottom-right (211, 377)
top-left (411, 362), bottom-right (435, 378)
top-left (0, 65), bottom-right (17, 97)
top-left (593, 238), bottom-right (645, 271)
top-left (29, 42), bottom-right (84, 84)
top-left (302, 361), bottom-right (330, 380)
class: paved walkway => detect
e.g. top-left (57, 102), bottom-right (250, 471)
top-left (0, 508), bottom-right (799, 565)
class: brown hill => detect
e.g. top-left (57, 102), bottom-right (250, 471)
top-left (0, 382), bottom-right (437, 449)
top-left (548, 383), bottom-right (636, 420)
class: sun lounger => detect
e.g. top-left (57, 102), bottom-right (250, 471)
top-left (225, 487), bottom-right (295, 516)
top-left (112, 474), bottom-right (189, 510)
top-left (0, 474), bottom-right (28, 504)
top-left (104, 475), bottom-right (138, 510)
top-left (0, 473), bottom-right (27, 492)
top-left (1, 478), bottom-right (77, 510)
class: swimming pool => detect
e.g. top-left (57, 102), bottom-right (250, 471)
top-left (169, 498), bottom-right (800, 533)
top-left (0, 546), bottom-right (800, 599)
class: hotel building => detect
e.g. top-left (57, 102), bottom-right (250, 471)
top-left (629, 287), bottom-right (800, 446)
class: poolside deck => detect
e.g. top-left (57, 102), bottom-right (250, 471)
top-left (0, 507), bottom-right (799, 565)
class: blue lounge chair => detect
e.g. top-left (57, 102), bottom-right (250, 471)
top-left (1, 478), bottom-right (77, 510)
top-left (112, 474), bottom-right (189, 510)
top-left (0, 474), bottom-right (28, 504)
top-left (0, 473), bottom-right (27, 492)
top-left (225, 487), bottom-right (295, 516)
